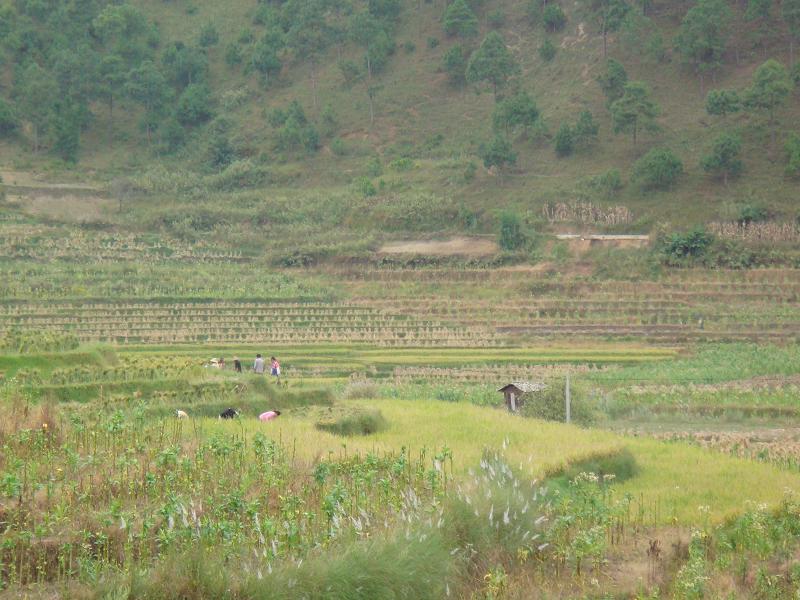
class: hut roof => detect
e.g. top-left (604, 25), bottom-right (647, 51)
top-left (497, 381), bottom-right (547, 393)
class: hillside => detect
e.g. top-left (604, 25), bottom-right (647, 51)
top-left (0, 0), bottom-right (798, 266)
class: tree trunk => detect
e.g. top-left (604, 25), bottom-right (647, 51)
top-left (310, 61), bottom-right (318, 111)
top-left (723, 170), bottom-right (728, 186)
top-left (108, 95), bottom-right (114, 147)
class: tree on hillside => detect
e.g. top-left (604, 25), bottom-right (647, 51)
top-left (701, 132), bottom-right (743, 184)
top-left (573, 110), bottom-right (599, 147)
top-left (198, 23), bottom-right (219, 48)
top-left (125, 60), bottom-right (171, 142)
top-left (52, 100), bottom-right (81, 162)
top-left (674, 0), bottom-right (732, 90)
top-left (442, 44), bottom-right (467, 85)
top-left (16, 62), bottom-right (57, 152)
top-left (587, 0), bottom-right (629, 57)
top-left (91, 3), bottom-right (150, 65)
top-left (492, 90), bottom-right (539, 136)
top-left (554, 122), bottom-right (575, 156)
top-left (498, 211), bottom-right (525, 250)
top-left (98, 54), bottom-right (127, 142)
top-left (176, 83), bottom-right (214, 126)
top-left (542, 4), bottom-right (567, 31)
top-left (162, 42), bottom-right (208, 88)
top-left (745, 0), bottom-right (772, 55)
top-left (444, 0), bottom-right (479, 38)
top-left (782, 0), bottom-right (800, 64)
top-left (785, 132), bottom-right (800, 177)
top-left (251, 29), bottom-right (284, 85)
top-left (632, 147), bottom-right (683, 189)
top-left (610, 80), bottom-right (659, 144)
top-left (743, 59), bottom-right (793, 139)
top-left (350, 12), bottom-right (393, 79)
top-left (479, 134), bottom-right (517, 170)
top-left (705, 88), bottom-right (740, 118)
top-left (597, 58), bottom-right (627, 106)
top-left (466, 32), bottom-right (520, 99)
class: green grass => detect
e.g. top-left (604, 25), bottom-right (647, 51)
top-left (211, 398), bottom-right (800, 523)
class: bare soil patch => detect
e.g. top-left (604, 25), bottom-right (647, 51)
top-left (7, 193), bottom-right (113, 224)
top-left (378, 236), bottom-right (498, 256)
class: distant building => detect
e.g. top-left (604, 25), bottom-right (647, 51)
top-left (497, 381), bottom-right (547, 412)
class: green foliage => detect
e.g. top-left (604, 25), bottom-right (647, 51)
top-left (700, 132), bottom-right (743, 184)
top-left (498, 210), bottom-right (525, 250)
top-left (597, 58), bottom-right (627, 106)
top-left (354, 175), bottom-right (377, 197)
top-left (251, 29), bottom-right (284, 83)
top-left (586, 168), bottom-right (623, 199)
top-left (466, 32), bottom-right (520, 98)
top-left (674, 0), bottom-right (732, 79)
top-left (658, 227), bottom-right (713, 265)
top-left (573, 110), bottom-right (599, 147)
top-left (208, 132), bottom-right (235, 168)
top-left (176, 83), bottom-right (213, 125)
top-left (542, 4), bottom-right (567, 31)
top-left (198, 22), bottom-right (219, 48)
top-left (705, 88), bottom-right (740, 118)
top-left (785, 132), bottom-right (800, 178)
top-left (225, 42), bottom-right (243, 66)
top-left (0, 97), bottom-right (19, 136)
top-left (52, 102), bottom-right (81, 162)
top-left (609, 80), bottom-right (659, 144)
top-left (743, 59), bottom-right (793, 123)
top-left (162, 41), bottom-right (208, 87)
top-left (554, 122), bottom-right (575, 156)
top-left (443, 0), bottom-right (479, 38)
top-left (539, 38), bottom-right (557, 61)
top-left (737, 203), bottom-right (768, 225)
top-left (519, 379), bottom-right (595, 424)
top-left (158, 118), bottom-right (186, 154)
top-left (338, 59), bottom-right (362, 87)
top-left (479, 135), bottom-right (517, 170)
top-left (632, 147), bottom-right (683, 190)
top-left (315, 407), bottom-right (387, 436)
top-left (442, 44), bottom-right (467, 85)
top-left (487, 9), bottom-right (506, 28)
top-left (492, 90), bottom-right (540, 135)
top-left (16, 62), bottom-right (57, 151)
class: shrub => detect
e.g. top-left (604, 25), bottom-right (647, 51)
top-left (176, 83), bottom-right (214, 125)
top-left (498, 210), bottom-right (525, 250)
top-left (487, 8), bottom-right (506, 27)
top-left (315, 407), bottom-right (387, 436)
top-left (427, 36), bottom-right (440, 48)
top-left (479, 135), bottom-right (516, 169)
top-left (519, 379), bottom-right (595, 425)
top-left (737, 203), bottom-right (769, 225)
top-left (0, 97), bottom-right (18, 136)
top-left (700, 132), bottom-right (743, 184)
top-left (785, 132), bottom-right (800, 178)
top-left (542, 4), bottom-right (566, 31)
top-left (354, 176), bottom-right (377, 197)
top-left (587, 169), bottom-right (623, 199)
top-left (442, 44), bottom-right (467, 85)
top-left (443, 0), bottom-right (479, 37)
top-left (331, 137), bottom-right (347, 155)
top-left (658, 227), bottom-right (713, 265)
top-left (554, 122), bottom-right (574, 156)
top-left (538, 38), bottom-right (556, 61)
top-left (632, 147), bottom-right (683, 190)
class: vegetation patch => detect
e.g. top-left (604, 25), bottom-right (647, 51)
top-left (315, 406), bottom-right (388, 436)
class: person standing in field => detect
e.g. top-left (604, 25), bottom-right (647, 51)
top-left (233, 357), bottom-right (242, 373)
top-left (259, 410), bottom-right (281, 422)
top-left (253, 354), bottom-right (265, 374)
top-left (270, 356), bottom-right (281, 383)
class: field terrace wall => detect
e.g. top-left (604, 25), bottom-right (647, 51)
top-left (0, 301), bottom-right (499, 347)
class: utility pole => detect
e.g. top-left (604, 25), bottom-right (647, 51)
top-left (565, 371), bottom-right (571, 424)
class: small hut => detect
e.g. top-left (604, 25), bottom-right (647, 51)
top-left (497, 381), bottom-right (547, 412)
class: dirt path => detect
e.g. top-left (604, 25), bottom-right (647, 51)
top-left (378, 236), bottom-right (498, 256)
